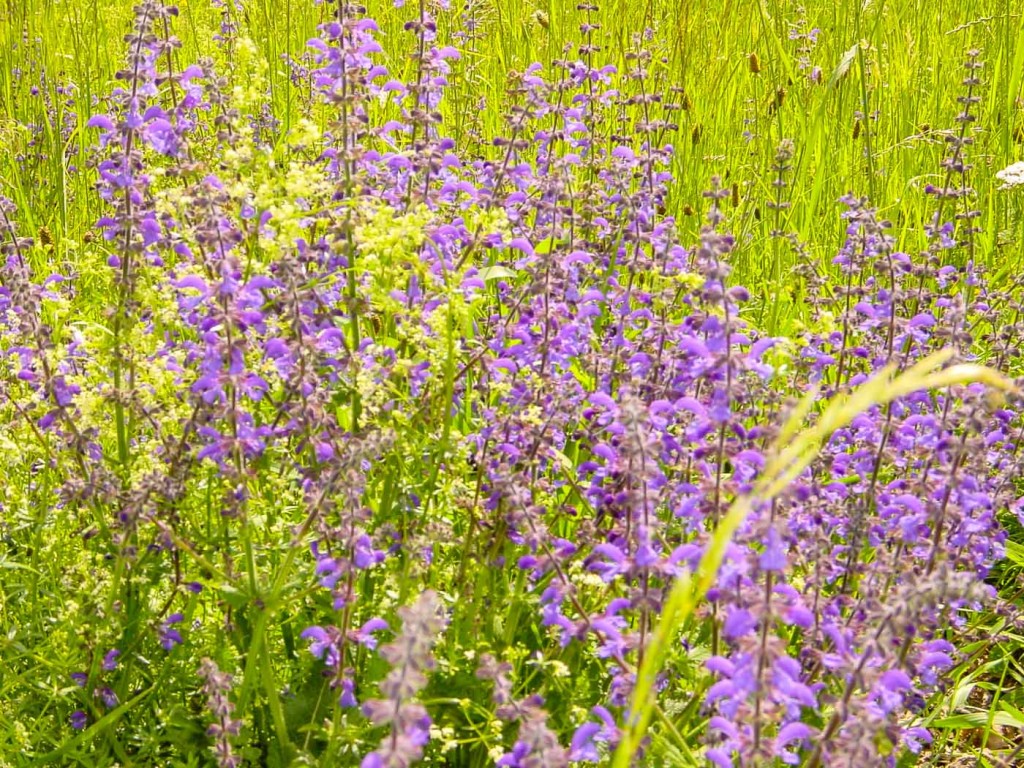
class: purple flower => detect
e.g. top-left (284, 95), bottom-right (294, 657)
top-left (775, 722), bottom-right (813, 764)
top-left (300, 626), bottom-right (341, 668)
top-left (160, 613), bottom-right (185, 651)
top-left (759, 526), bottom-right (787, 572)
top-left (361, 592), bottom-right (446, 768)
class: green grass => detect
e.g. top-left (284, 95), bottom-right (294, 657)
top-left (2, 0), bottom-right (1024, 334)
top-left (3, 1), bottom-right (1024, 766)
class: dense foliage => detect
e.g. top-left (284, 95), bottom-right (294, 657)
top-left (2, 1), bottom-right (1024, 767)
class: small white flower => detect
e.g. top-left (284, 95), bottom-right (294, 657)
top-left (548, 660), bottom-right (571, 678)
top-left (995, 161), bottom-right (1024, 190)
top-left (488, 745), bottom-right (506, 762)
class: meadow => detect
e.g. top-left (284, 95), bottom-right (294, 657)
top-left (2, 0), bottom-right (1024, 766)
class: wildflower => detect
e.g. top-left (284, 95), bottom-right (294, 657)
top-left (160, 613), bottom-right (185, 650)
top-left (197, 659), bottom-right (242, 768)
top-left (361, 591), bottom-right (447, 768)
top-left (995, 160), bottom-right (1024, 189)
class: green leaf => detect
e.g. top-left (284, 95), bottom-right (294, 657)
top-left (217, 583), bottom-right (250, 611)
top-left (478, 264), bottom-right (517, 282)
top-left (1005, 540), bottom-right (1024, 567)
top-left (534, 236), bottom-right (560, 255)
top-left (827, 43), bottom-right (859, 90)
top-left (929, 712), bottom-right (1022, 729)
top-left (1000, 702), bottom-right (1024, 727)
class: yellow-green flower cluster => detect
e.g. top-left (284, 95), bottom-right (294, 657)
top-left (287, 117), bottom-right (322, 150)
top-left (353, 201), bottom-right (433, 275)
top-left (228, 38), bottom-right (270, 127)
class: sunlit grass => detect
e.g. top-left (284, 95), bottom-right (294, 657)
top-left (1, 0), bottom-right (1024, 766)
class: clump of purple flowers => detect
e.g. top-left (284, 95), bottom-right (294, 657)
top-left (360, 590), bottom-right (447, 768)
top-left (197, 658), bottom-right (243, 768)
top-left (1, 1), bottom-right (1021, 766)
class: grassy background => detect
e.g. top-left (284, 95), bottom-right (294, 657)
top-left (2, 1), bottom-right (1024, 764)
top-left (2, 0), bottom-right (1024, 333)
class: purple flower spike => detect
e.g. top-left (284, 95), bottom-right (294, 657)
top-left (160, 613), bottom-right (185, 651)
top-left (70, 710), bottom-right (88, 730)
